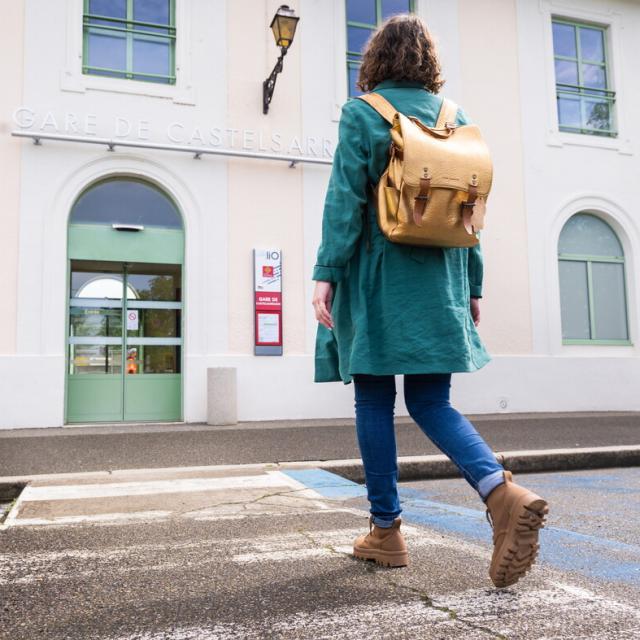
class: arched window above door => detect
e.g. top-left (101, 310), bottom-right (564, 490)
top-left (558, 213), bottom-right (630, 344)
top-left (70, 178), bottom-right (183, 229)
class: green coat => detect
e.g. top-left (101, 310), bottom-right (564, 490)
top-left (312, 79), bottom-right (492, 384)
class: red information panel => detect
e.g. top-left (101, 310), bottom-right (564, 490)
top-left (253, 249), bottom-right (282, 355)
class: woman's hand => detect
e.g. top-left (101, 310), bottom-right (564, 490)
top-left (312, 281), bottom-right (334, 329)
top-left (470, 297), bottom-right (481, 327)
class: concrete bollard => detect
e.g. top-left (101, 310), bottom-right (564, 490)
top-left (207, 367), bottom-right (238, 426)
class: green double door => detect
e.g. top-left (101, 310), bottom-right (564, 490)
top-left (66, 260), bottom-right (182, 423)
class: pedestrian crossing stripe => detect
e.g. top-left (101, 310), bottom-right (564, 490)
top-left (18, 472), bottom-right (292, 502)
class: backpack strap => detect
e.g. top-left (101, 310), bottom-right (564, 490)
top-left (435, 98), bottom-right (459, 129)
top-left (360, 93), bottom-right (459, 130)
top-left (356, 93), bottom-right (398, 124)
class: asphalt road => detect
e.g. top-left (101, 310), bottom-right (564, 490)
top-left (2, 412), bottom-right (640, 476)
top-left (1, 465), bottom-right (639, 639)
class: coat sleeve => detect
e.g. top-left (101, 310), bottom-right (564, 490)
top-left (456, 105), bottom-right (484, 299)
top-left (312, 100), bottom-right (369, 283)
top-left (467, 241), bottom-right (484, 298)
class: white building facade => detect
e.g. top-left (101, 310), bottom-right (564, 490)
top-left (1, 0), bottom-right (638, 429)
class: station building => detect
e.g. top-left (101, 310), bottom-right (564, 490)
top-left (1, 0), bottom-right (639, 428)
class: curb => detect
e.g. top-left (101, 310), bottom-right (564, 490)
top-left (315, 445), bottom-right (640, 483)
top-left (0, 445), bottom-right (638, 489)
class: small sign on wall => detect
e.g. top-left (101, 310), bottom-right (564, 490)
top-left (254, 249), bottom-right (282, 356)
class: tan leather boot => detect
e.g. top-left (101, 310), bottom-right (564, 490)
top-left (353, 516), bottom-right (408, 567)
top-left (485, 470), bottom-right (549, 588)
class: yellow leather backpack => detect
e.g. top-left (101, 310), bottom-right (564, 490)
top-left (357, 93), bottom-right (493, 248)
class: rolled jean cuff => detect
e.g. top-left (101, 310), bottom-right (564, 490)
top-left (372, 515), bottom-right (396, 528)
top-left (477, 469), bottom-right (506, 500)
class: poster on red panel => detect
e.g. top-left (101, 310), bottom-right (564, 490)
top-left (253, 249), bottom-right (282, 356)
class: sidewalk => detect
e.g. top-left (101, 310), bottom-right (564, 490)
top-left (2, 411), bottom-right (639, 479)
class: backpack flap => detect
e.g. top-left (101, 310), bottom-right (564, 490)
top-left (400, 111), bottom-right (493, 198)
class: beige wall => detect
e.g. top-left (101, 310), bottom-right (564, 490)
top-left (0, 1), bottom-right (24, 354)
top-left (457, 0), bottom-right (533, 354)
top-left (228, 0), bottom-right (534, 357)
top-left (227, 0), bottom-right (307, 355)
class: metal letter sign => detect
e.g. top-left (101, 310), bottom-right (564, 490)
top-left (254, 249), bottom-right (283, 356)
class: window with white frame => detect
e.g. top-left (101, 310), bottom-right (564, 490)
top-left (551, 18), bottom-right (616, 136)
top-left (83, 0), bottom-right (176, 85)
top-left (558, 213), bottom-right (630, 345)
top-left (346, 0), bottom-right (414, 97)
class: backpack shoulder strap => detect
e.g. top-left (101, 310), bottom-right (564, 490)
top-left (435, 97), bottom-right (459, 129)
top-left (356, 93), bottom-right (398, 125)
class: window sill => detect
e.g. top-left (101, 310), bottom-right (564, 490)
top-left (562, 339), bottom-right (633, 346)
top-left (546, 130), bottom-right (633, 155)
top-left (559, 341), bottom-right (636, 357)
top-left (60, 69), bottom-right (195, 105)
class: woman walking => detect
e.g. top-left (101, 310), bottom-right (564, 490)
top-left (311, 14), bottom-right (548, 589)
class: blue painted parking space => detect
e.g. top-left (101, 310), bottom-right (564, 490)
top-left (285, 467), bottom-right (640, 587)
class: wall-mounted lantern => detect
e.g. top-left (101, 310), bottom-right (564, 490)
top-left (263, 5), bottom-right (300, 114)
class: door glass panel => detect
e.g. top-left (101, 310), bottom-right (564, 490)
top-left (126, 345), bottom-right (180, 374)
top-left (127, 309), bottom-right (180, 338)
top-left (133, 38), bottom-right (171, 78)
top-left (552, 22), bottom-right (576, 58)
top-left (348, 64), bottom-right (362, 97)
top-left (70, 179), bottom-right (182, 229)
top-left (582, 63), bottom-right (606, 89)
top-left (558, 96), bottom-right (581, 128)
top-left (69, 344), bottom-right (123, 374)
top-left (347, 26), bottom-right (372, 54)
top-left (127, 263), bottom-right (181, 301)
top-left (592, 262), bottom-right (628, 340)
top-left (381, 0), bottom-right (411, 19)
top-left (579, 27), bottom-right (604, 62)
top-left (558, 214), bottom-right (623, 256)
top-left (133, 0), bottom-right (171, 25)
top-left (554, 59), bottom-right (578, 85)
top-left (584, 99), bottom-right (611, 131)
top-left (346, 0), bottom-right (376, 25)
top-left (89, 0), bottom-right (127, 18)
top-left (559, 260), bottom-right (590, 340)
top-left (70, 307), bottom-right (122, 337)
top-left (71, 264), bottom-right (124, 300)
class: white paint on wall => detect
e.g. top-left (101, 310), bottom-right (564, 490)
top-left (1, 0), bottom-right (639, 428)
top-left (0, 2), bottom-right (24, 354)
top-left (515, 0), bottom-right (640, 367)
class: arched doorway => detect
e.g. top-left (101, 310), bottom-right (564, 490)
top-left (66, 178), bottom-right (184, 423)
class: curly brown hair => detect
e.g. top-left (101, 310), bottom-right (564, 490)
top-left (357, 14), bottom-right (445, 94)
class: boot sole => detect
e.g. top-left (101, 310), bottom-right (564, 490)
top-left (490, 496), bottom-right (549, 588)
top-left (352, 545), bottom-right (409, 568)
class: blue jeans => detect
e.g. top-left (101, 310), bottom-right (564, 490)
top-left (353, 373), bottom-right (506, 528)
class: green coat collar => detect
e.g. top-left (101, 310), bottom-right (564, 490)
top-left (372, 79), bottom-right (426, 90)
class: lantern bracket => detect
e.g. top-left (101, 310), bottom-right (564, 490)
top-left (263, 51), bottom-right (287, 115)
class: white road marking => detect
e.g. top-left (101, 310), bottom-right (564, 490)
top-left (0, 523), bottom-right (495, 587)
top-left (427, 581), bottom-right (640, 639)
top-left (11, 510), bottom-right (173, 527)
top-left (19, 473), bottom-right (292, 502)
top-left (113, 601), bottom-right (451, 640)
top-left (3, 469), bottom-right (352, 530)
top-left (232, 548), bottom-right (334, 563)
top-left (109, 579), bottom-right (640, 640)
top-left (187, 507), bottom-right (356, 522)
top-left (4, 494), bottom-right (638, 640)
